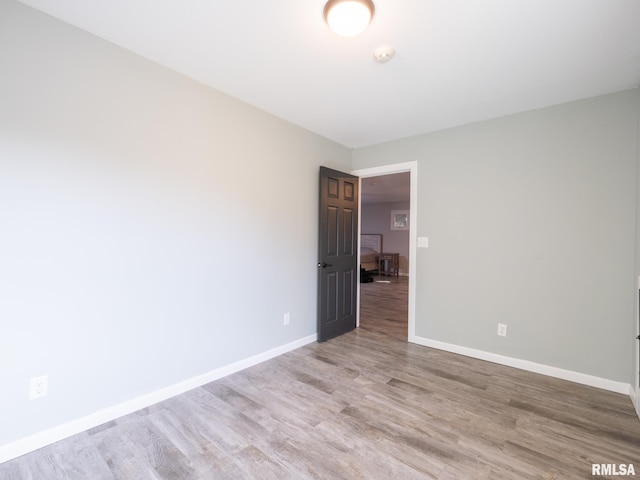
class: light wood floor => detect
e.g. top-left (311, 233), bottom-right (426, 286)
top-left (2, 275), bottom-right (639, 479)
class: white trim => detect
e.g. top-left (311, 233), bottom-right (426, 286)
top-left (0, 334), bottom-right (317, 465)
top-left (636, 280), bottom-right (640, 419)
top-left (352, 161), bottom-right (418, 343)
top-left (635, 87), bottom-right (640, 419)
top-left (412, 335), bottom-right (632, 395)
top-left (356, 176), bottom-right (362, 328)
top-left (631, 384), bottom-right (639, 418)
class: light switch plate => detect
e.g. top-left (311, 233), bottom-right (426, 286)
top-left (417, 237), bottom-right (429, 248)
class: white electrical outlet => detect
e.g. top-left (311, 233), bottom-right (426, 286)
top-left (497, 323), bottom-right (507, 337)
top-left (417, 237), bottom-right (429, 248)
top-left (29, 375), bottom-right (48, 400)
top-left (284, 313), bottom-right (290, 326)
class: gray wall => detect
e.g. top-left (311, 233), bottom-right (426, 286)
top-left (0, 0), bottom-right (351, 447)
top-left (361, 201), bottom-right (410, 274)
top-left (353, 90), bottom-right (639, 384)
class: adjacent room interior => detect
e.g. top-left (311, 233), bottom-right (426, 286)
top-left (359, 172), bottom-right (411, 336)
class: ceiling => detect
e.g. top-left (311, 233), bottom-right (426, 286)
top-left (18, 0), bottom-right (640, 148)
top-left (361, 173), bottom-right (410, 204)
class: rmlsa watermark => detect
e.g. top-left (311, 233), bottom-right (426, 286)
top-left (592, 464), bottom-right (636, 476)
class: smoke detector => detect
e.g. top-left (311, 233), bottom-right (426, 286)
top-left (373, 46), bottom-right (395, 63)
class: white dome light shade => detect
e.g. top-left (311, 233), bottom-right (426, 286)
top-left (324, 0), bottom-right (375, 37)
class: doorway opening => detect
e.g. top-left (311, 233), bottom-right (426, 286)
top-left (352, 162), bottom-right (418, 343)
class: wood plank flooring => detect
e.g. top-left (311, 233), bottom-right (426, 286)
top-left (2, 275), bottom-right (639, 479)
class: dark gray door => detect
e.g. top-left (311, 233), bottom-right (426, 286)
top-left (317, 167), bottom-right (358, 342)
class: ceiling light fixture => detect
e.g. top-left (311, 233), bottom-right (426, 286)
top-left (324, 0), bottom-right (375, 37)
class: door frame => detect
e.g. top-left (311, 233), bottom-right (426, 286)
top-left (352, 161), bottom-right (418, 343)
top-left (635, 277), bottom-right (640, 418)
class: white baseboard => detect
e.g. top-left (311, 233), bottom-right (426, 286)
top-left (631, 385), bottom-right (640, 419)
top-left (411, 335), bottom-right (632, 396)
top-left (0, 334), bottom-right (317, 465)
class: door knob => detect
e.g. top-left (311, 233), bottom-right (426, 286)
top-left (318, 262), bottom-right (333, 268)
